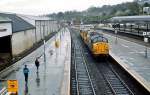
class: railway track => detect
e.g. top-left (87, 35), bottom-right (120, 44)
top-left (70, 28), bottom-right (148, 95)
top-left (71, 29), bottom-right (96, 95)
top-left (97, 62), bottom-right (134, 95)
top-left (80, 38), bottom-right (134, 94)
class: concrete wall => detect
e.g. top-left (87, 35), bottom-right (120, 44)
top-left (11, 29), bottom-right (35, 56)
top-left (11, 19), bottom-right (60, 57)
top-left (35, 21), bottom-right (42, 42)
top-left (35, 20), bottom-right (59, 42)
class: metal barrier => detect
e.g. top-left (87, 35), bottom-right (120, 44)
top-left (0, 87), bottom-right (7, 95)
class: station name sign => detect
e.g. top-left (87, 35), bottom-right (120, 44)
top-left (143, 32), bottom-right (150, 36)
top-left (0, 27), bottom-right (7, 32)
top-left (0, 28), bottom-right (7, 32)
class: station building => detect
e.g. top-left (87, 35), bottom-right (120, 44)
top-left (0, 13), bottom-right (35, 61)
top-left (0, 12), bottom-right (60, 66)
top-left (0, 16), bottom-right (12, 65)
top-left (17, 14), bottom-right (60, 42)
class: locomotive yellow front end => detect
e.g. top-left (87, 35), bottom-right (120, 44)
top-left (89, 32), bottom-right (109, 57)
top-left (92, 42), bottom-right (109, 56)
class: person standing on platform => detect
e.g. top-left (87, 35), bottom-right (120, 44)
top-left (35, 58), bottom-right (40, 72)
top-left (23, 65), bottom-right (29, 83)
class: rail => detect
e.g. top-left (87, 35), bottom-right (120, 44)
top-left (0, 87), bottom-right (7, 95)
top-left (70, 27), bottom-right (147, 95)
top-left (71, 30), bottom-right (96, 95)
top-left (98, 61), bottom-right (134, 95)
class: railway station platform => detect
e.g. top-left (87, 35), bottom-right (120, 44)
top-left (97, 30), bottom-right (150, 92)
top-left (98, 27), bottom-right (145, 38)
top-left (0, 28), bottom-right (71, 95)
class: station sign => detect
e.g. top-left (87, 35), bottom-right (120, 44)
top-left (0, 28), bottom-right (7, 32)
top-left (115, 30), bottom-right (118, 34)
top-left (144, 37), bottom-right (149, 43)
top-left (143, 32), bottom-right (150, 36)
top-left (7, 80), bottom-right (18, 94)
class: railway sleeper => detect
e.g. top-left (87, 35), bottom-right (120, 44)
top-left (78, 78), bottom-right (89, 81)
top-left (77, 70), bottom-right (87, 73)
top-left (79, 82), bottom-right (91, 85)
top-left (114, 89), bottom-right (130, 93)
top-left (110, 82), bottom-right (123, 85)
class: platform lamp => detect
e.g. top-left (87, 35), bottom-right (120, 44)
top-left (143, 32), bottom-right (149, 58)
top-left (115, 29), bottom-right (118, 43)
top-left (114, 25), bottom-right (118, 44)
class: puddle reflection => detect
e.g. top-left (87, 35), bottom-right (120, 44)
top-left (24, 83), bottom-right (29, 95)
top-left (36, 72), bottom-right (40, 87)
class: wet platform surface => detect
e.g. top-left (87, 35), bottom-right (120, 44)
top-left (97, 30), bottom-right (150, 92)
top-left (0, 28), bottom-right (71, 95)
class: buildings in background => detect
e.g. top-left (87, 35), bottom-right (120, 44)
top-left (135, 0), bottom-right (150, 5)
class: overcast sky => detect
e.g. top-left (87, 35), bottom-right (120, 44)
top-left (0, 0), bottom-right (133, 15)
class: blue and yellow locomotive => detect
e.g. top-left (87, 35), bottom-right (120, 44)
top-left (80, 29), bottom-right (109, 57)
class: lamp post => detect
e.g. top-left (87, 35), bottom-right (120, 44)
top-left (115, 29), bottom-right (118, 44)
top-left (42, 25), bottom-right (46, 64)
top-left (144, 36), bottom-right (148, 58)
top-left (143, 30), bottom-right (149, 58)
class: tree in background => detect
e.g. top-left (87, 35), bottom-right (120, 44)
top-left (47, 1), bottom-right (143, 23)
top-left (127, 2), bottom-right (140, 15)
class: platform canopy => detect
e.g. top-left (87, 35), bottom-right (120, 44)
top-left (109, 15), bottom-right (150, 23)
top-left (0, 13), bottom-right (35, 33)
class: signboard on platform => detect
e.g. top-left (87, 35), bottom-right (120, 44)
top-left (115, 30), bottom-right (118, 34)
top-left (144, 37), bottom-right (148, 43)
top-left (7, 80), bottom-right (18, 94)
top-left (143, 32), bottom-right (150, 36)
top-left (0, 28), bottom-right (7, 32)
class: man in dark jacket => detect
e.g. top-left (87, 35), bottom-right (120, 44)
top-left (23, 65), bottom-right (29, 83)
top-left (35, 58), bottom-right (40, 71)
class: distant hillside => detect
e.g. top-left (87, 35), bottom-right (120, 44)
top-left (47, 1), bottom-right (150, 24)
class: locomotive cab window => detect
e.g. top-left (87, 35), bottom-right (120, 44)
top-left (102, 38), bottom-right (108, 43)
top-left (92, 36), bottom-right (108, 43)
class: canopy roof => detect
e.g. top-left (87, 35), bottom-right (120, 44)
top-left (0, 13), bottom-right (35, 33)
top-left (110, 15), bottom-right (150, 23)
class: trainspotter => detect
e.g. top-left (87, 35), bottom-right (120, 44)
top-left (80, 29), bottom-right (109, 57)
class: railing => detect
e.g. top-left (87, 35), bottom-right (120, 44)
top-left (0, 87), bottom-right (7, 95)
